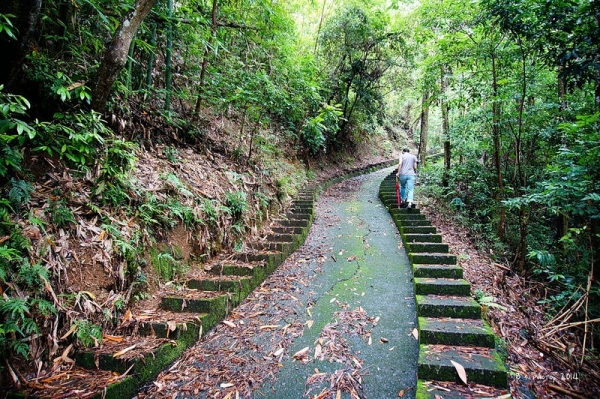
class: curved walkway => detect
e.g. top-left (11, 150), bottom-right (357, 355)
top-left (260, 167), bottom-right (418, 398)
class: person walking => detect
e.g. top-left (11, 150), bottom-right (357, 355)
top-left (396, 148), bottom-right (418, 208)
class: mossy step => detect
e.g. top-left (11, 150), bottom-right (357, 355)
top-left (249, 241), bottom-right (293, 254)
top-left (284, 212), bottom-right (312, 220)
top-left (274, 218), bottom-right (310, 227)
top-left (401, 226), bottom-right (436, 235)
top-left (415, 380), bottom-right (510, 399)
top-left (403, 234), bottom-right (443, 243)
top-left (267, 233), bottom-right (296, 242)
top-left (232, 252), bottom-right (284, 267)
top-left (161, 292), bottom-right (230, 314)
top-left (406, 242), bottom-right (449, 253)
top-left (271, 226), bottom-right (306, 235)
top-left (8, 367), bottom-right (137, 399)
top-left (387, 207), bottom-right (421, 214)
top-left (409, 253), bottom-right (456, 265)
top-left (209, 263), bottom-right (275, 286)
top-left (416, 295), bottom-right (481, 319)
top-left (418, 345), bottom-right (508, 388)
top-left (76, 326), bottom-right (200, 373)
top-left (413, 264), bottom-right (463, 279)
top-left (414, 278), bottom-right (471, 296)
top-left (389, 212), bottom-right (427, 221)
top-left (396, 219), bottom-right (431, 227)
top-left (188, 276), bottom-right (252, 295)
top-left (418, 317), bottom-right (495, 347)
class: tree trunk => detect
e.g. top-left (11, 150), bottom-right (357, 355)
top-left (164, 0), bottom-right (173, 111)
top-left (92, 0), bottom-right (158, 112)
top-left (491, 51), bottom-right (506, 241)
top-left (145, 22), bottom-right (157, 98)
top-left (418, 90), bottom-right (429, 167)
top-left (0, 0), bottom-right (42, 90)
top-left (314, 0), bottom-right (328, 54)
top-left (441, 65), bottom-right (451, 186)
top-left (193, 0), bottom-right (218, 122)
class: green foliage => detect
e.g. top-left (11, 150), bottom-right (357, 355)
top-left (50, 200), bottom-right (76, 227)
top-left (473, 289), bottom-right (507, 312)
top-left (149, 247), bottom-right (188, 282)
top-left (0, 13), bottom-right (17, 40)
top-left (35, 111), bottom-right (108, 168)
top-left (8, 179), bottom-right (34, 209)
top-left (302, 104), bottom-right (343, 154)
top-left (200, 198), bottom-right (221, 227)
top-left (225, 191), bottom-right (248, 219)
top-left (74, 320), bottom-right (103, 348)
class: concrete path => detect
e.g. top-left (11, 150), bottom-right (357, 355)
top-left (260, 167), bottom-right (418, 398)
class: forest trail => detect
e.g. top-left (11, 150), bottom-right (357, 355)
top-left (139, 166), bottom-right (420, 398)
top-left (258, 167), bottom-right (419, 398)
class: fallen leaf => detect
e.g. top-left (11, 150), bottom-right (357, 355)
top-left (273, 348), bottom-right (284, 357)
top-left (220, 382), bottom-right (234, 388)
top-left (314, 344), bottom-right (322, 358)
top-left (166, 320), bottom-right (177, 332)
top-left (292, 346), bottom-right (309, 359)
top-left (347, 255), bottom-right (356, 261)
top-left (103, 334), bottom-right (123, 343)
top-left (223, 320), bottom-right (236, 328)
top-left (380, 337), bottom-right (389, 343)
top-left (60, 324), bottom-right (78, 340)
top-left (113, 344), bottom-right (137, 358)
top-left (450, 360), bottom-right (468, 385)
top-left (330, 297), bottom-right (337, 303)
top-left (368, 336), bottom-right (372, 345)
top-left (306, 320), bottom-right (314, 328)
top-left (412, 328), bottom-right (419, 340)
top-left (259, 324), bottom-right (280, 330)
top-left (398, 389), bottom-right (405, 397)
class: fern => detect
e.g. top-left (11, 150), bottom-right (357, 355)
top-left (0, 297), bottom-right (29, 320)
top-left (8, 178), bottom-right (34, 208)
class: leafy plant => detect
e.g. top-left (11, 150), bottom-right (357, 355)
top-left (50, 200), bottom-right (75, 227)
top-left (8, 179), bottom-right (34, 209)
top-left (149, 247), bottom-right (188, 282)
top-left (73, 320), bottom-right (102, 348)
top-left (225, 191), bottom-right (248, 219)
top-left (473, 289), bottom-right (507, 312)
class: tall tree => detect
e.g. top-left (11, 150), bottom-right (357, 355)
top-left (92, 0), bottom-right (158, 112)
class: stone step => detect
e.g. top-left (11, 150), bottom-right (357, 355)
top-left (267, 233), bottom-right (295, 242)
top-left (232, 252), bottom-right (284, 268)
top-left (389, 212), bottom-right (427, 221)
top-left (406, 242), bottom-right (449, 253)
top-left (409, 252), bottom-right (456, 265)
top-left (274, 218), bottom-right (310, 228)
top-left (76, 322), bottom-right (203, 373)
top-left (284, 212), bottom-right (312, 220)
top-left (270, 226), bottom-right (306, 235)
top-left (401, 226), bottom-right (436, 235)
top-left (161, 291), bottom-right (230, 314)
top-left (248, 241), bottom-right (292, 253)
top-left (413, 264), bottom-right (463, 279)
top-left (414, 278), bottom-right (471, 296)
top-left (208, 262), bottom-right (273, 285)
top-left (418, 345), bottom-right (508, 388)
top-left (188, 275), bottom-right (251, 291)
top-left (397, 219), bottom-right (431, 227)
top-left (416, 295), bottom-right (481, 319)
top-left (415, 380), bottom-right (510, 398)
top-left (403, 234), bottom-right (443, 243)
top-left (418, 317), bottom-right (495, 347)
